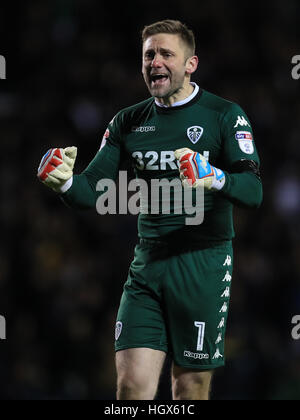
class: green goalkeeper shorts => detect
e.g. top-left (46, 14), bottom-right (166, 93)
top-left (115, 238), bottom-right (233, 370)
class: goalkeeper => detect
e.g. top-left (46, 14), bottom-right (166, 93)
top-left (37, 20), bottom-right (262, 400)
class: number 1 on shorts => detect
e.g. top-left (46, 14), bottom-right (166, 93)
top-left (194, 321), bottom-right (206, 351)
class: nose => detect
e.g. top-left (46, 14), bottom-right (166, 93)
top-left (151, 54), bottom-right (163, 68)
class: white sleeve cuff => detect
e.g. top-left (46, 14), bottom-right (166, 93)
top-left (59, 176), bottom-right (73, 193)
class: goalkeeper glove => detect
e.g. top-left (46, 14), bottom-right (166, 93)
top-left (37, 146), bottom-right (77, 193)
top-left (174, 148), bottom-right (226, 191)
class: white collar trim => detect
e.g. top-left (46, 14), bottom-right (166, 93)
top-left (155, 83), bottom-right (199, 108)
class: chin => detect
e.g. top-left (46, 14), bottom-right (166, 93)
top-left (152, 92), bottom-right (166, 99)
top-left (151, 88), bottom-right (170, 99)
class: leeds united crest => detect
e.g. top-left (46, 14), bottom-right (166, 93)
top-left (115, 321), bottom-right (123, 341)
top-left (187, 126), bottom-right (204, 144)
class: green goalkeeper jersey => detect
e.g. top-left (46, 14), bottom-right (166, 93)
top-left (62, 85), bottom-right (262, 245)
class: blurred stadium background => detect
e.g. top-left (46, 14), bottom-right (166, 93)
top-left (0, 0), bottom-right (300, 400)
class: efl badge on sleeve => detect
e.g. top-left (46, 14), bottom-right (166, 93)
top-left (187, 126), bottom-right (204, 144)
top-left (235, 131), bottom-right (254, 154)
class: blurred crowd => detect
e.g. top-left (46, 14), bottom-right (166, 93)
top-left (0, 0), bottom-right (300, 400)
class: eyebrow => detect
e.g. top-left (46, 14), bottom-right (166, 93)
top-left (144, 47), bottom-right (175, 55)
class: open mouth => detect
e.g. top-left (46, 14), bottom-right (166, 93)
top-left (150, 73), bottom-right (169, 87)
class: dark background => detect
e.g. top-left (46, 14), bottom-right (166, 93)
top-left (0, 0), bottom-right (300, 400)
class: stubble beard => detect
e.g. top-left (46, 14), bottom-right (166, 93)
top-left (148, 75), bottom-right (185, 100)
top-left (153, 85), bottom-right (182, 99)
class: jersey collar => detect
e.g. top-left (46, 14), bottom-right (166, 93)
top-left (155, 83), bottom-right (200, 108)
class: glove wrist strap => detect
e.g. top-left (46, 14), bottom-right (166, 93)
top-left (59, 176), bottom-right (73, 193)
top-left (211, 168), bottom-right (226, 191)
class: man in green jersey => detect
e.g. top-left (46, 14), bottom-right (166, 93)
top-left (37, 20), bottom-right (262, 400)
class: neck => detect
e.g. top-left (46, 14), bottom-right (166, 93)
top-left (155, 79), bottom-right (194, 107)
top-left (155, 82), bottom-right (199, 108)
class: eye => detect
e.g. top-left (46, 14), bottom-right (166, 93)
top-left (144, 52), bottom-right (154, 60)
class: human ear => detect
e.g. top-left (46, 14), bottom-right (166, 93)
top-left (185, 55), bottom-right (199, 75)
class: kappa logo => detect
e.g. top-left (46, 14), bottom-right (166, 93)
top-left (184, 350), bottom-right (209, 360)
top-left (115, 321), bottom-right (123, 341)
top-left (222, 271), bottom-right (232, 282)
top-left (234, 116), bottom-right (250, 128)
top-left (215, 333), bottom-right (222, 345)
top-left (221, 287), bottom-right (230, 298)
top-left (187, 126), bottom-right (204, 144)
top-left (132, 126), bottom-right (156, 133)
top-left (223, 255), bottom-right (232, 266)
top-left (212, 348), bottom-right (223, 360)
top-left (217, 318), bottom-right (225, 329)
top-left (219, 302), bottom-right (228, 313)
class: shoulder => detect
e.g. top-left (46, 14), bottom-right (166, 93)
top-left (105, 97), bottom-right (155, 143)
top-left (114, 97), bottom-right (155, 125)
top-left (198, 90), bottom-right (245, 117)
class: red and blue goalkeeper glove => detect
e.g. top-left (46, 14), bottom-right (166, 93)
top-left (174, 148), bottom-right (226, 191)
top-left (37, 146), bottom-right (77, 192)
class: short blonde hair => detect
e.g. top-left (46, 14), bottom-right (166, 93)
top-left (142, 19), bottom-right (196, 57)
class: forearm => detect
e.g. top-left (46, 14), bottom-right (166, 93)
top-left (61, 141), bottom-right (122, 210)
top-left (61, 173), bottom-right (98, 210)
top-left (221, 171), bottom-right (263, 208)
